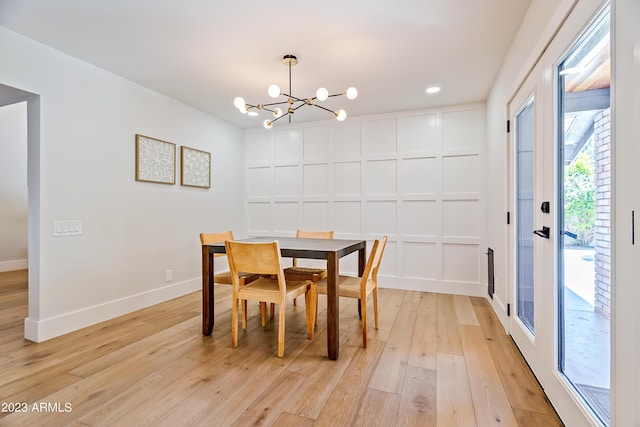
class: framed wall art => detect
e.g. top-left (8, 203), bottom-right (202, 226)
top-left (181, 146), bottom-right (211, 188)
top-left (135, 134), bottom-right (176, 184)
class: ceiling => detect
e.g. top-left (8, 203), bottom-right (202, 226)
top-left (0, 0), bottom-right (532, 129)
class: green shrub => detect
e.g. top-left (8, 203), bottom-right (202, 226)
top-left (564, 141), bottom-right (595, 246)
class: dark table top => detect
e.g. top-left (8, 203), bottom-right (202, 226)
top-left (205, 236), bottom-right (366, 260)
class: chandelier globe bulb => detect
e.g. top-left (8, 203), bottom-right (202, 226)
top-left (316, 87), bottom-right (329, 101)
top-left (267, 84), bottom-right (281, 98)
top-left (233, 96), bottom-right (245, 109)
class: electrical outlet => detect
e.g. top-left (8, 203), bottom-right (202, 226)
top-left (165, 270), bottom-right (173, 282)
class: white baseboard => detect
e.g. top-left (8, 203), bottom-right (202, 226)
top-left (24, 278), bottom-right (201, 343)
top-left (0, 259), bottom-right (28, 272)
top-left (379, 276), bottom-right (487, 297)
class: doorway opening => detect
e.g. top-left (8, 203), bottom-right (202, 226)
top-left (0, 83), bottom-right (41, 341)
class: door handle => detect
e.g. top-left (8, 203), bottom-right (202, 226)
top-left (533, 226), bottom-right (550, 239)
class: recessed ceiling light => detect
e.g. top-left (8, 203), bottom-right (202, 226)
top-left (247, 111), bottom-right (259, 117)
top-left (426, 86), bottom-right (441, 94)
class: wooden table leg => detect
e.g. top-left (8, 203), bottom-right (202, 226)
top-left (357, 244), bottom-right (366, 318)
top-left (202, 245), bottom-right (214, 336)
top-left (326, 251), bottom-right (339, 360)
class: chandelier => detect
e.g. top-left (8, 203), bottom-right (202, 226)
top-left (233, 54), bottom-right (358, 129)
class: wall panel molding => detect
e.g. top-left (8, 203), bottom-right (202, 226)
top-left (244, 102), bottom-right (486, 295)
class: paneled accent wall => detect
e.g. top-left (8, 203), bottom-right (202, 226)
top-left (244, 103), bottom-right (486, 296)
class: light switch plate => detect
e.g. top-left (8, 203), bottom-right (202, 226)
top-left (53, 220), bottom-right (83, 236)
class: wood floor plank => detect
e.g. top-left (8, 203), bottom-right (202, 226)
top-left (229, 370), bottom-right (306, 426)
top-left (281, 328), bottom-right (359, 419)
top-left (474, 302), bottom-right (558, 417)
top-left (395, 366), bottom-right (437, 427)
top-left (354, 388), bottom-right (400, 427)
top-left (513, 408), bottom-right (564, 427)
top-left (369, 299), bottom-right (416, 394)
top-left (454, 295), bottom-right (480, 326)
top-left (271, 411), bottom-right (315, 427)
top-left (108, 345), bottom-right (250, 426)
top-left (437, 353), bottom-right (477, 427)
top-left (460, 324), bottom-right (518, 426)
top-left (436, 294), bottom-right (463, 355)
top-left (407, 292), bottom-right (437, 370)
top-left (314, 339), bottom-right (385, 427)
top-left (77, 357), bottom-right (203, 426)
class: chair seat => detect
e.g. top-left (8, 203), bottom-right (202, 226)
top-left (238, 277), bottom-right (311, 304)
top-left (317, 275), bottom-right (375, 299)
top-left (284, 266), bottom-right (327, 282)
top-left (214, 270), bottom-right (260, 285)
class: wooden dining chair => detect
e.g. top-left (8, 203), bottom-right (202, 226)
top-left (284, 230), bottom-right (334, 314)
top-left (199, 231), bottom-right (260, 321)
top-left (225, 240), bottom-right (316, 357)
top-left (316, 236), bottom-right (388, 348)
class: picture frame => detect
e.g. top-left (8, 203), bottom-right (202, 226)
top-left (181, 146), bottom-right (211, 188)
top-left (135, 134), bottom-right (176, 184)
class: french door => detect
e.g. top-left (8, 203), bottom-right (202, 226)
top-left (508, 60), bottom-right (547, 383)
top-left (507, 1), bottom-right (611, 425)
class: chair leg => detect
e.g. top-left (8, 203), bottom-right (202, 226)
top-left (373, 287), bottom-right (379, 330)
top-left (241, 299), bottom-right (248, 327)
top-left (293, 297), bottom-right (297, 306)
top-left (260, 302), bottom-right (267, 327)
top-left (305, 284), bottom-right (317, 339)
top-left (241, 299), bottom-right (248, 330)
top-left (231, 296), bottom-right (238, 348)
top-left (270, 303), bottom-right (275, 319)
top-left (238, 300), bottom-right (247, 331)
top-left (358, 299), bottom-right (362, 319)
top-left (361, 294), bottom-right (368, 348)
top-left (277, 302), bottom-right (286, 357)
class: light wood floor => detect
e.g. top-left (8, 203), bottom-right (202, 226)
top-left (0, 270), bottom-right (562, 426)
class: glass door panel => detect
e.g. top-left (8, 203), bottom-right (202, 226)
top-left (557, 5), bottom-right (611, 425)
top-left (516, 100), bottom-right (535, 334)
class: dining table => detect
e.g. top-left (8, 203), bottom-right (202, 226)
top-left (201, 236), bottom-right (366, 360)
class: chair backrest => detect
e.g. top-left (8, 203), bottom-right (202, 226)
top-left (293, 229), bottom-right (334, 266)
top-left (296, 230), bottom-right (334, 239)
top-left (200, 231), bottom-right (234, 258)
top-left (360, 236), bottom-right (388, 288)
top-left (225, 240), bottom-right (286, 292)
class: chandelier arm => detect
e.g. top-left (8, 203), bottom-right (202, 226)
top-left (312, 103), bottom-right (336, 114)
top-left (261, 101), bottom-right (289, 108)
top-left (328, 93), bottom-right (345, 98)
top-left (270, 113), bottom-right (289, 125)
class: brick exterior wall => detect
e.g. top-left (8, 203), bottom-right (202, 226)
top-left (593, 108), bottom-right (611, 319)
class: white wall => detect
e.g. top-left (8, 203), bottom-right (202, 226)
top-left (244, 103), bottom-right (486, 296)
top-left (0, 101), bottom-right (28, 271)
top-left (0, 26), bottom-right (245, 341)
